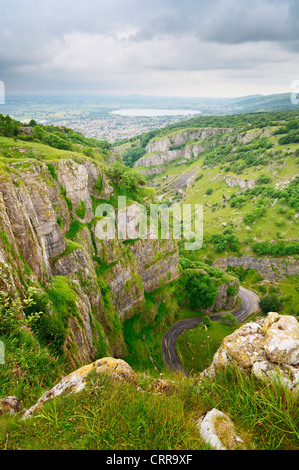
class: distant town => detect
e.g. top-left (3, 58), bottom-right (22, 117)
top-left (0, 96), bottom-right (207, 143)
top-left (50, 113), bottom-right (191, 142)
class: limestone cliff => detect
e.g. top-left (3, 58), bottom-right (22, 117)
top-left (213, 255), bottom-right (299, 281)
top-left (134, 127), bottom-right (234, 169)
top-left (0, 158), bottom-right (180, 367)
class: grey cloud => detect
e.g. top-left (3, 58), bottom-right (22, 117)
top-left (197, 0), bottom-right (298, 44)
top-left (0, 0), bottom-right (298, 95)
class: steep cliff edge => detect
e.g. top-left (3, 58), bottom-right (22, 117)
top-left (0, 157), bottom-right (180, 367)
top-left (134, 127), bottom-right (234, 169)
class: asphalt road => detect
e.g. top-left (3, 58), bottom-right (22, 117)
top-left (161, 286), bottom-right (260, 377)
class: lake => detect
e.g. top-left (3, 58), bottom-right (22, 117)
top-left (111, 109), bottom-right (202, 117)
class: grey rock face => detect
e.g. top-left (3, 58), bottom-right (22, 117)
top-left (135, 128), bottom-right (233, 168)
top-left (0, 159), bottom-right (182, 365)
top-left (213, 255), bottom-right (299, 280)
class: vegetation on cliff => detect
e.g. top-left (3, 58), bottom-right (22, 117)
top-left (0, 110), bottom-right (298, 451)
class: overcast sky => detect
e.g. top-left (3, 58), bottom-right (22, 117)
top-left (1, 0), bottom-right (299, 97)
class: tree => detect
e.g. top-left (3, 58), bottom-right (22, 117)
top-left (107, 161), bottom-right (126, 188)
top-left (107, 162), bottom-right (145, 193)
top-left (203, 316), bottom-right (212, 327)
top-left (259, 294), bottom-right (282, 313)
top-left (221, 313), bottom-right (237, 325)
top-left (184, 270), bottom-right (218, 310)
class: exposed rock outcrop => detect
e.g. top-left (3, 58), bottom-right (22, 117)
top-left (203, 278), bottom-right (239, 314)
top-left (22, 357), bottom-right (137, 419)
top-left (145, 128), bottom-right (233, 154)
top-left (129, 236), bottom-right (180, 292)
top-left (202, 312), bottom-right (299, 392)
top-left (135, 127), bottom-right (233, 169)
top-left (197, 408), bottom-right (245, 450)
top-left (0, 158), bottom-right (180, 366)
top-left (213, 255), bottom-right (299, 280)
top-left (212, 174), bottom-right (256, 190)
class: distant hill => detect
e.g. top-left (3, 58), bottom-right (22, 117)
top-left (227, 93), bottom-right (297, 113)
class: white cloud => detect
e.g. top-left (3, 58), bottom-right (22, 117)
top-left (0, 0), bottom-right (299, 96)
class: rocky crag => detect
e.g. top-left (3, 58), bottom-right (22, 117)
top-left (202, 312), bottom-right (299, 392)
top-left (0, 158), bottom-right (180, 368)
top-left (213, 255), bottom-right (299, 281)
top-left (134, 127), bottom-right (234, 171)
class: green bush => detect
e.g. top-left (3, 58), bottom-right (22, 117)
top-left (227, 286), bottom-right (237, 297)
top-left (220, 313), bottom-right (238, 325)
top-left (203, 316), bottom-right (212, 327)
top-left (252, 241), bottom-right (299, 256)
top-left (75, 201), bottom-right (86, 220)
top-left (184, 270), bottom-right (218, 310)
top-left (259, 294), bottom-right (282, 313)
top-left (210, 229), bottom-right (240, 253)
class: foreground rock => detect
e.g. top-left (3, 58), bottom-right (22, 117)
top-left (23, 358), bottom-right (137, 419)
top-left (202, 312), bottom-right (299, 392)
top-left (197, 408), bottom-right (245, 450)
top-left (0, 396), bottom-right (20, 416)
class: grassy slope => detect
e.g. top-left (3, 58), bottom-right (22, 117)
top-left (119, 116), bottom-right (299, 375)
top-left (1, 366), bottom-right (298, 450)
top-left (0, 114), bottom-right (298, 450)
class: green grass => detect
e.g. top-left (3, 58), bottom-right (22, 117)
top-left (176, 321), bottom-right (239, 373)
top-left (278, 275), bottom-right (299, 316)
top-left (0, 366), bottom-right (297, 450)
top-left (0, 136), bottom-right (84, 163)
top-left (0, 329), bottom-right (66, 408)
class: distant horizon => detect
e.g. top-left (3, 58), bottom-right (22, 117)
top-left (2, 91), bottom-right (293, 100)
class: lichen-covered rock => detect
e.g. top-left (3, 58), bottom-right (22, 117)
top-left (94, 357), bottom-right (137, 382)
top-left (202, 313), bottom-right (299, 392)
top-left (197, 408), bottom-right (244, 450)
top-left (0, 396), bottom-right (20, 416)
top-left (263, 314), bottom-right (299, 365)
top-left (23, 358), bottom-right (137, 419)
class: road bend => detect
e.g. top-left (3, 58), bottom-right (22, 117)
top-left (161, 286), bottom-right (260, 377)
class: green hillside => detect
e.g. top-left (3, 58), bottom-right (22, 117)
top-left (0, 110), bottom-right (298, 452)
top-left (116, 110), bottom-right (299, 250)
top-left (115, 109), bottom-right (299, 319)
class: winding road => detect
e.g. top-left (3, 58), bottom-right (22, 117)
top-left (161, 286), bottom-right (260, 376)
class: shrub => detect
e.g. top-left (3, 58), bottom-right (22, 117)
top-left (227, 286), bottom-right (237, 297)
top-left (220, 313), bottom-right (238, 325)
top-left (94, 174), bottom-right (103, 194)
top-left (211, 229), bottom-right (240, 253)
top-left (184, 270), bottom-right (218, 310)
top-left (46, 163), bottom-right (58, 181)
top-left (76, 201), bottom-right (86, 220)
top-left (252, 241), bottom-right (299, 256)
top-left (259, 294), bottom-right (282, 313)
top-left (203, 316), bottom-right (212, 327)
